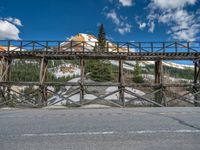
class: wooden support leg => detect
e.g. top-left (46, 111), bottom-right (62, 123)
top-left (6, 59), bottom-right (11, 104)
top-left (154, 60), bottom-right (164, 105)
top-left (0, 58), bottom-right (3, 104)
top-left (39, 58), bottom-right (48, 107)
top-left (0, 57), bottom-right (12, 105)
top-left (193, 60), bottom-right (200, 107)
top-left (162, 86), bottom-right (167, 106)
top-left (118, 59), bottom-right (125, 106)
top-left (80, 59), bottom-right (85, 104)
top-left (40, 85), bottom-right (48, 106)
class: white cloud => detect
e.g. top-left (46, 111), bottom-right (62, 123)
top-left (166, 10), bottom-right (200, 41)
top-left (117, 23), bottom-right (132, 34)
top-left (105, 9), bottom-right (132, 34)
top-left (0, 18), bottom-right (22, 40)
top-left (139, 22), bottom-right (146, 30)
top-left (146, 0), bottom-right (199, 41)
top-left (148, 21), bottom-right (155, 33)
top-left (5, 17), bottom-right (22, 26)
top-left (106, 10), bottom-right (120, 26)
top-left (152, 0), bottom-right (196, 9)
top-left (119, 0), bottom-right (133, 7)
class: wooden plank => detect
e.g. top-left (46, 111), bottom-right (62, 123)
top-left (193, 60), bottom-right (200, 107)
top-left (1, 51), bottom-right (200, 61)
top-left (154, 60), bottom-right (164, 105)
top-left (124, 89), bottom-right (163, 107)
top-left (118, 59), bottom-right (125, 106)
top-left (47, 88), bottom-right (81, 106)
top-left (39, 58), bottom-right (48, 106)
top-left (1, 81), bottom-right (200, 88)
top-left (80, 59), bottom-right (84, 104)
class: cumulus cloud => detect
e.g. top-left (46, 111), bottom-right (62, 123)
top-left (146, 0), bottom-right (199, 41)
top-left (105, 9), bottom-right (132, 34)
top-left (106, 10), bottom-right (120, 26)
top-left (117, 23), bottom-right (132, 34)
top-left (152, 0), bottom-right (196, 9)
top-left (0, 17), bottom-right (22, 40)
top-left (138, 22), bottom-right (146, 30)
top-left (5, 17), bottom-right (22, 26)
top-left (119, 0), bottom-right (133, 7)
top-left (148, 21), bottom-right (155, 33)
top-left (164, 9), bottom-right (200, 41)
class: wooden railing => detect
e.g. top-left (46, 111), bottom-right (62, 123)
top-left (0, 41), bottom-right (200, 53)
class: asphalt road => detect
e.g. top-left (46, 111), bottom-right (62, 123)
top-left (0, 107), bottom-right (200, 150)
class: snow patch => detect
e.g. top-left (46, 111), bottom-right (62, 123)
top-left (105, 87), bottom-right (145, 102)
top-left (49, 63), bottom-right (80, 78)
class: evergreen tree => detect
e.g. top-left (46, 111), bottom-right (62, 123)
top-left (98, 24), bottom-right (106, 51)
top-left (86, 60), bottom-right (112, 82)
top-left (85, 24), bottom-right (113, 82)
top-left (133, 61), bottom-right (144, 83)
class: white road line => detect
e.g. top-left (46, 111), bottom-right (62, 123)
top-left (22, 130), bottom-right (200, 137)
top-left (129, 130), bottom-right (200, 134)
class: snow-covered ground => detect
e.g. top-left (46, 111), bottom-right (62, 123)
top-left (49, 63), bottom-right (80, 78)
top-left (110, 60), bottom-right (134, 70)
top-left (48, 87), bottom-right (147, 106)
top-left (142, 61), bottom-right (193, 69)
top-left (105, 86), bottom-right (146, 105)
top-left (45, 60), bottom-right (193, 106)
top-left (142, 74), bottom-right (192, 83)
top-left (47, 77), bottom-right (148, 106)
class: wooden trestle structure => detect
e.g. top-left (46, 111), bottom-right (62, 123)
top-left (0, 41), bottom-right (200, 107)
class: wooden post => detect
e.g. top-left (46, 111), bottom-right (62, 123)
top-left (0, 57), bottom-right (12, 105)
top-left (154, 60), bottom-right (164, 105)
top-left (0, 57), bottom-right (4, 82)
top-left (6, 58), bottom-right (11, 103)
top-left (0, 57), bottom-right (11, 82)
top-left (0, 57), bottom-right (5, 104)
top-left (80, 58), bottom-right (85, 104)
top-left (193, 60), bottom-right (200, 107)
top-left (119, 59), bottom-right (125, 106)
top-left (39, 57), bottom-right (48, 107)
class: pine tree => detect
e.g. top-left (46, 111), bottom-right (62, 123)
top-left (85, 24), bottom-right (113, 82)
top-left (98, 24), bottom-right (106, 51)
top-left (133, 61), bottom-right (144, 83)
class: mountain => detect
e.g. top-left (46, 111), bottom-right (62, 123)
top-left (0, 33), bottom-right (194, 69)
top-left (62, 33), bottom-right (193, 70)
top-left (0, 46), bottom-right (6, 51)
top-left (0, 45), bottom-right (24, 51)
top-left (61, 33), bottom-right (128, 52)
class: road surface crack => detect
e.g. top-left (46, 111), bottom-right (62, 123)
top-left (145, 112), bottom-right (200, 130)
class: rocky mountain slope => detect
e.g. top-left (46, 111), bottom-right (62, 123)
top-left (63, 33), bottom-right (193, 70)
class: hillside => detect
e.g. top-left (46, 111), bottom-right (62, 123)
top-left (8, 33), bottom-right (194, 82)
top-left (63, 33), bottom-right (194, 70)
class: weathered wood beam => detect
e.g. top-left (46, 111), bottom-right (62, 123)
top-left (154, 60), bottom-right (164, 105)
top-left (118, 59), bottom-right (125, 106)
top-left (0, 57), bottom-right (12, 82)
top-left (80, 89), bottom-right (121, 107)
top-left (39, 57), bottom-right (48, 106)
top-left (47, 88), bottom-right (81, 106)
top-left (1, 81), bottom-right (200, 87)
top-left (80, 58), bottom-right (85, 104)
top-left (124, 89), bottom-right (163, 107)
top-left (193, 60), bottom-right (200, 107)
top-left (1, 51), bottom-right (200, 61)
top-left (0, 57), bottom-right (12, 105)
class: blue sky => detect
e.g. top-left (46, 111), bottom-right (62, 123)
top-left (0, 0), bottom-right (200, 42)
